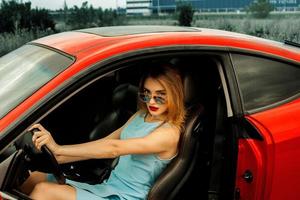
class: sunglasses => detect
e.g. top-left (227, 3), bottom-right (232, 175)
top-left (139, 91), bottom-right (167, 105)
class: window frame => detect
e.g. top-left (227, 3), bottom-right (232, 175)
top-left (229, 51), bottom-right (300, 114)
top-left (0, 46), bottom-right (236, 149)
top-left (0, 47), bottom-right (241, 200)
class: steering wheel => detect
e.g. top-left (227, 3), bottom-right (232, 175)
top-left (31, 128), bottom-right (66, 184)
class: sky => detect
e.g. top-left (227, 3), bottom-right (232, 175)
top-left (27, 0), bottom-right (126, 10)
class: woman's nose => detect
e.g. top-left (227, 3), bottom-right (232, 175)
top-left (149, 96), bottom-right (156, 104)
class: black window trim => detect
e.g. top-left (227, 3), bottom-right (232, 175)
top-left (29, 42), bottom-right (76, 61)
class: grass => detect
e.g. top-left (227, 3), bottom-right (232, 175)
top-left (125, 13), bottom-right (300, 43)
top-left (0, 29), bottom-right (55, 57)
top-left (192, 17), bottom-right (300, 42)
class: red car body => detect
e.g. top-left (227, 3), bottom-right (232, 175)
top-left (0, 26), bottom-right (299, 200)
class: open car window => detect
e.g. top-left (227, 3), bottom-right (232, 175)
top-left (0, 50), bottom-right (237, 200)
top-left (0, 44), bottom-right (74, 119)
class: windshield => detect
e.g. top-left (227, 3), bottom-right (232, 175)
top-left (0, 44), bottom-right (74, 119)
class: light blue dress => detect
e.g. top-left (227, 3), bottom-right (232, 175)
top-left (49, 113), bottom-right (174, 200)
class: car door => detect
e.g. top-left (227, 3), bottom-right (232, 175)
top-left (230, 53), bottom-right (300, 200)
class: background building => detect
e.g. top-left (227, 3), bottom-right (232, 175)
top-left (126, 0), bottom-right (152, 15)
top-left (152, 0), bottom-right (253, 13)
top-left (269, 0), bottom-right (300, 11)
top-left (151, 0), bottom-right (176, 14)
top-left (126, 0), bottom-right (300, 15)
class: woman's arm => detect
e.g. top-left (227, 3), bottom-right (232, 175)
top-left (30, 126), bottom-right (124, 164)
top-left (56, 125), bottom-right (180, 160)
top-left (30, 112), bottom-right (138, 164)
top-left (102, 112), bottom-right (139, 140)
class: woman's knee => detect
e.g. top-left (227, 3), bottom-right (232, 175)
top-left (30, 182), bottom-right (53, 199)
top-left (30, 182), bottom-right (76, 200)
top-left (20, 171), bottom-right (47, 194)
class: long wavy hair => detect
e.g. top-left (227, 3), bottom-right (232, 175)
top-left (138, 64), bottom-right (186, 131)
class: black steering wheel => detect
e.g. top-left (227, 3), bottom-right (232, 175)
top-left (31, 128), bottom-right (66, 184)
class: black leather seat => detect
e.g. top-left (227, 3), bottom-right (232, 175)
top-left (89, 83), bottom-right (138, 141)
top-left (147, 69), bottom-right (207, 200)
top-left (63, 83), bottom-right (138, 184)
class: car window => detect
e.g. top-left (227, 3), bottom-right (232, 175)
top-left (78, 26), bottom-right (199, 36)
top-left (231, 53), bottom-right (300, 112)
top-left (0, 44), bottom-right (74, 119)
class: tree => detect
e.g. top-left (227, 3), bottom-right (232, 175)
top-left (0, 0), bottom-right (55, 33)
top-left (66, 1), bottom-right (125, 29)
top-left (98, 8), bottom-right (122, 27)
top-left (63, 0), bottom-right (68, 25)
top-left (31, 8), bottom-right (55, 31)
top-left (0, 0), bottom-right (22, 32)
top-left (177, 3), bottom-right (194, 27)
top-left (248, 0), bottom-right (274, 18)
top-left (67, 2), bottom-right (98, 29)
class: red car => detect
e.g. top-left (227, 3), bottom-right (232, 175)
top-left (0, 26), bottom-right (299, 200)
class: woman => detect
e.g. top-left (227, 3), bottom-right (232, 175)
top-left (22, 64), bottom-right (186, 200)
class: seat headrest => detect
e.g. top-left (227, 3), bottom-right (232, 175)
top-left (112, 83), bottom-right (138, 111)
top-left (183, 70), bottom-right (204, 107)
top-left (89, 84), bottom-right (138, 141)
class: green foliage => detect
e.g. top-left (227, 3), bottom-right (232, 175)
top-left (0, 0), bottom-right (55, 33)
top-left (0, 29), bottom-right (54, 56)
top-left (67, 1), bottom-right (124, 29)
top-left (98, 8), bottom-right (123, 27)
top-left (177, 3), bottom-right (194, 26)
top-left (67, 2), bottom-right (94, 29)
top-left (126, 13), bottom-right (300, 43)
top-left (247, 0), bottom-right (274, 18)
top-left (192, 16), bottom-right (300, 43)
top-left (31, 8), bottom-right (55, 31)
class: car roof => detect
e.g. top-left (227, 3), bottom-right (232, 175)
top-left (1, 26), bottom-right (299, 133)
top-left (31, 25), bottom-right (300, 63)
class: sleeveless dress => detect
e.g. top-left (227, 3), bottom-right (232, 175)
top-left (48, 113), bottom-right (175, 200)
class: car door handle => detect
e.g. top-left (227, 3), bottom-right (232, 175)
top-left (243, 170), bottom-right (253, 183)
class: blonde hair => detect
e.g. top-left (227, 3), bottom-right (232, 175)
top-left (138, 64), bottom-right (186, 131)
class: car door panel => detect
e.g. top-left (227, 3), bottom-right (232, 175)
top-left (236, 98), bottom-right (300, 200)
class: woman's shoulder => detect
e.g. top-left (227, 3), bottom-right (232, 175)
top-left (136, 110), bottom-right (147, 118)
top-left (127, 110), bottom-right (144, 121)
top-left (162, 121), bottom-right (180, 131)
top-left (158, 122), bottom-right (181, 139)
top-left (152, 123), bottom-right (181, 152)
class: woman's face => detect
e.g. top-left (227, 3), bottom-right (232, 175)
top-left (142, 77), bottom-right (168, 118)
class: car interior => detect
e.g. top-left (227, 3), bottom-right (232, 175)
top-left (0, 53), bottom-right (236, 199)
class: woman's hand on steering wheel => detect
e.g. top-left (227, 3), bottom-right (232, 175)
top-left (29, 124), bottom-right (60, 156)
top-left (28, 124), bottom-right (66, 184)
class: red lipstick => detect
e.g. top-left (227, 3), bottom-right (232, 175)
top-left (149, 106), bottom-right (159, 111)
